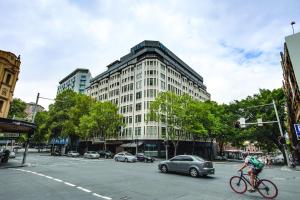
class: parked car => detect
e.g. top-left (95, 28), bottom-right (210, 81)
top-left (0, 148), bottom-right (10, 163)
top-left (98, 150), bottom-right (114, 158)
top-left (136, 153), bottom-right (155, 162)
top-left (114, 152), bottom-right (137, 162)
top-left (272, 154), bottom-right (284, 164)
top-left (67, 151), bottom-right (80, 157)
top-left (84, 151), bottom-right (100, 159)
top-left (9, 151), bottom-right (16, 158)
top-left (158, 155), bottom-right (215, 177)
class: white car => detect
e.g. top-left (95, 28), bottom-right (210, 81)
top-left (84, 151), bottom-right (100, 159)
top-left (114, 152), bottom-right (137, 162)
top-left (67, 151), bottom-right (80, 157)
top-left (9, 151), bottom-right (16, 158)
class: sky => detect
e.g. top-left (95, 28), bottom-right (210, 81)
top-left (0, 0), bottom-right (299, 109)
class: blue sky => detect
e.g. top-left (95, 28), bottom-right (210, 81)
top-left (0, 0), bottom-right (299, 109)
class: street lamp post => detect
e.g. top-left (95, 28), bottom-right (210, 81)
top-left (291, 21), bottom-right (296, 34)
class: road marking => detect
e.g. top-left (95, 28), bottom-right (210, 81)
top-left (64, 182), bottom-right (76, 187)
top-left (93, 193), bottom-right (112, 200)
top-left (11, 168), bottom-right (112, 200)
top-left (45, 176), bottom-right (54, 179)
top-left (272, 177), bottom-right (285, 180)
top-left (77, 186), bottom-right (91, 193)
top-left (53, 178), bottom-right (63, 182)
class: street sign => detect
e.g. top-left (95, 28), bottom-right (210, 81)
top-left (294, 124), bottom-right (300, 140)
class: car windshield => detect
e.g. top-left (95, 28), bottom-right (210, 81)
top-left (193, 156), bottom-right (205, 162)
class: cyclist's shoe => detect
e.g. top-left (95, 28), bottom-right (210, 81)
top-left (248, 188), bottom-right (256, 193)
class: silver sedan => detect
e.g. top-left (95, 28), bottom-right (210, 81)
top-left (114, 152), bottom-right (137, 162)
top-left (158, 155), bottom-right (215, 177)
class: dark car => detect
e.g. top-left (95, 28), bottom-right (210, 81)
top-left (158, 155), bottom-right (215, 177)
top-left (136, 153), bottom-right (155, 162)
top-left (98, 150), bottom-right (113, 158)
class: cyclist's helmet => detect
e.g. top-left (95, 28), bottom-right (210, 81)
top-left (242, 152), bottom-right (249, 158)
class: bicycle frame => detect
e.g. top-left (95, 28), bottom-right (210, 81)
top-left (238, 172), bottom-right (261, 188)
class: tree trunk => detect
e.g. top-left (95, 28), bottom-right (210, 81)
top-left (192, 138), bottom-right (195, 155)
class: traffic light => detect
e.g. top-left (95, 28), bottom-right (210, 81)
top-left (234, 121), bottom-right (241, 128)
top-left (278, 136), bottom-right (286, 145)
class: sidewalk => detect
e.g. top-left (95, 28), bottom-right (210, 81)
top-left (281, 165), bottom-right (300, 172)
top-left (0, 160), bottom-right (25, 169)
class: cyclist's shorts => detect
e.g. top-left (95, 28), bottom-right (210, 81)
top-left (252, 168), bottom-right (262, 175)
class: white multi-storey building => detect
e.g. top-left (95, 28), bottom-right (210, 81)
top-left (57, 68), bottom-right (91, 94)
top-left (86, 41), bottom-right (210, 156)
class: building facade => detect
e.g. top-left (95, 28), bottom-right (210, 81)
top-left (86, 41), bottom-right (210, 156)
top-left (57, 68), bottom-right (91, 94)
top-left (281, 32), bottom-right (300, 160)
top-left (0, 50), bottom-right (21, 118)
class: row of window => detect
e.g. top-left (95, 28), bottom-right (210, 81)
top-left (120, 126), bottom-right (167, 137)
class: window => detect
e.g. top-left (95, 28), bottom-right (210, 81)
top-left (136, 103), bottom-right (142, 111)
top-left (136, 91), bottom-right (142, 100)
top-left (160, 73), bottom-right (165, 80)
top-left (129, 116), bottom-right (132, 123)
top-left (147, 126), bottom-right (157, 136)
top-left (0, 100), bottom-right (4, 113)
top-left (5, 73), bottom-right (12, 85)
top-left (136, 80), bottom-right (142, 90)
top-left (161, 64), bottom-right (166, 71)
top-left (135, 114), bottom-right (142, 123)
top-left (161, 127), bottom-right (166, 137)
top-left (135, 127), bottom-right (141, 136)
top-left (161, 81), bottom-right (166, 90)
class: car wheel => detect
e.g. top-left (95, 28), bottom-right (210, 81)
top-left (115, 157), bottom-right (118, 162)
top-left (125, 158), bottom-right (128, 162)
top-left (160, 165), bottom-right (168, 173)
top-left (189, 168), bottom-right (199, 178)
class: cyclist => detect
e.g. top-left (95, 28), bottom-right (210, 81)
top-left (238, 152), bottom-right (264, 192)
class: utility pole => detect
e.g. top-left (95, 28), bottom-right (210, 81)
top-left (22, 92), bottom-right (39, 165)
top-left (273, 99), bottom-right (291, 167)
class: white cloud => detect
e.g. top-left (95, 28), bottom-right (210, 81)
top-left (0, 0), bottom-right (299, 109)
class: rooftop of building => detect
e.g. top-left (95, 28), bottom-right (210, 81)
top-left (59, 68), bottom-right (90, 84)
top-left (90, 40), bottom-right (207, 90)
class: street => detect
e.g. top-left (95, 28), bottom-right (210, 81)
top-left (0, 152), bottom-right (299, 200)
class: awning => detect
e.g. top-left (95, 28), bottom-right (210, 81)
top-left (0, 117), bottom-right (36, 134)
top-left (120, 142), bottom-right (143, 148)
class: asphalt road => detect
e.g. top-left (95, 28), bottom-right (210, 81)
top-left (0, 152), bottom-right (299, 200)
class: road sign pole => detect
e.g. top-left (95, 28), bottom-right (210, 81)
top-left (273, 99), bottom-right (291, 167)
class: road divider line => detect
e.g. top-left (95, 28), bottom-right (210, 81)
top-left (53, 178), bottom-right (63, 182)
top-left (77, 186), bottom-right (91, 193)
top-left (11, 168), bottom-right (112, 199)
top-left (92, 193), bottom-right (112, 200)
top-left (64, 182), bottom-right (76, 187)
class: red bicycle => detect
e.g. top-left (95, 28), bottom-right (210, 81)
top-left (230, 171), bottom-right (278, 199)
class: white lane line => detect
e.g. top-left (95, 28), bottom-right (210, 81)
top-left (45, 176), bottom-right (54, 179)
top-left (12, 169), bottom-right (112, 200)
top-left (77, 186), bottom-right (91, 193)
top-left (53, 178), bottom-right (63, 182)
top-left (92, 193), bottom-right (112, 200)
top-left (64, 182), bottom-right (76, 187)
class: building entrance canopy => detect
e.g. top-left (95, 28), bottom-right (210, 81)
top-left (0, 118), bottom-right (36, 135)
top-left (120, 142), bottom-right (143, 148)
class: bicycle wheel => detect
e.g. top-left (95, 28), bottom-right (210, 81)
top-left (230, 176), bottom-right (247, 194)
top-left (257, 179), bottom-right (278, 199)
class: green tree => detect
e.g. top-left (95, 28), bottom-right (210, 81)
top-left (149, 92), bottom-right (188, 156)
top-left (32, 111), bottom-right (50, 152)
top-left (8, 98), bottom-right (27, 119)
top-left (89, 101), bottom-right (123, 150)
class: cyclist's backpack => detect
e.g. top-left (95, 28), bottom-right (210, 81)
top-left (249, 156), bottom-right (265, 169)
